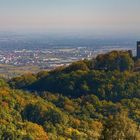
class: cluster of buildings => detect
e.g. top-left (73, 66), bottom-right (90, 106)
top-left (0, 47), bottom-right (94, 69)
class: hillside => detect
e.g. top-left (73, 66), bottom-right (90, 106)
top-left (1, 50), bottom-right (140, 139)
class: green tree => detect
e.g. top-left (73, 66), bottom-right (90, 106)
top-left (95, 51), bottom-right (134, 71)
top-left (63, 61), bottom-right (89, 73)
top-left (101, 111), bottom-right (140, 140)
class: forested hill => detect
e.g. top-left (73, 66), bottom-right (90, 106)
top-left (10, 50), bottom-right (140, 101)
top-left (1, 50), bottom-right (140, 139)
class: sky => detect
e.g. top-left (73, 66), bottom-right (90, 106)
top-left (0, 0), bottom-right (140, 37)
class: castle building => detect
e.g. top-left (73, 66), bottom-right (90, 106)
top-left (137, 41), bottom-right (140, 58)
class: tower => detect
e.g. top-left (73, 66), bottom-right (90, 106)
top-left (137, 41), bottom-right (140, 58)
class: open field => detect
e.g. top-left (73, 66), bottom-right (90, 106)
top-left (0, 64), bottom-right (44, 78)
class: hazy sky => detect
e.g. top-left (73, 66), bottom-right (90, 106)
top-left (0, 0), bottom-right (140, 36)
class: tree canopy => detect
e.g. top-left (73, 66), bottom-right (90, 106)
top-left (2, 50), bottom-right (140, 139)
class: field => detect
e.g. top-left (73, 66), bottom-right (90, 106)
top-left (0, 64), bottom-right (43, 78)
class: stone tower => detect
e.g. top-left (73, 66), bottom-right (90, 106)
top-left (137, 41), bottom-right (140, 58)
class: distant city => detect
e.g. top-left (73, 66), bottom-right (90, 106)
top-left (0, 47), bottom-right (95, 69)
top-left (0, 32), bottom-right (137, 70)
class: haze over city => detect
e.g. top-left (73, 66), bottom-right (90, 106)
top-left (0, 0), bottom-right (140, 38)
top-left (0, 0), bottom-right (139, 76)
